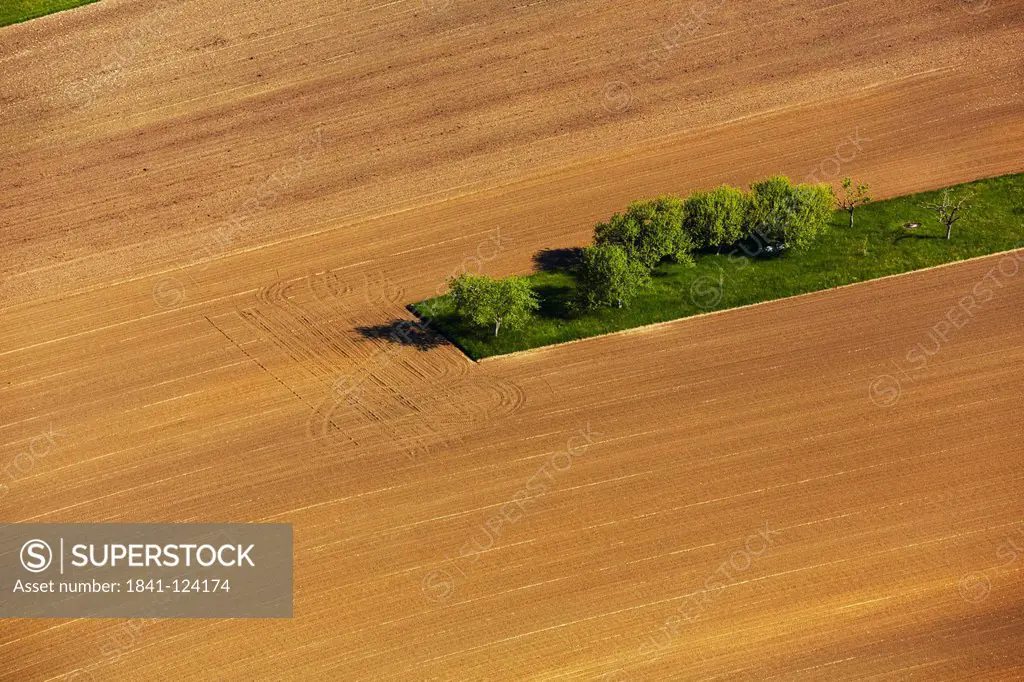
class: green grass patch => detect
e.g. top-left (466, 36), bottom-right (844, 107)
top-left (1, 0), bottom-right (99, 27)
top-left (412, 173), bottom-right (1024, 360)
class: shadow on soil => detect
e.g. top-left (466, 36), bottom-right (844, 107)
top-left (533, 248), bottom-right (582, 273)
top-left (355, 320), bottom-right (449, 351)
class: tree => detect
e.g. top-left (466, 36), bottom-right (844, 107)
top-left (448, 273), bottom-right (539, 336)
top-left (594, 196), bottom-right (694, 269)
top-left (923, 189), bottom-right (970, 240)
top-left (837, 177), bottom-right (871, 228)
top-left (575, 245), bottom-right (650, 310)
top-left (682, 185), bottom-right (748, 251)
top-left (788, 183), bottom-right (836, 250)
top-left (747, 176), bottom-right (834, 250)
top-left (746, 175), bottom-right (797, 242)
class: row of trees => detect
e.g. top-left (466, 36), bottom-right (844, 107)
top-left (577, 176), bottom-right (838, 311)
top-left (444, 176), bottom-right (860, 336)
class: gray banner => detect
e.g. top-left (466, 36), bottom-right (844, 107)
top-left (0, 524), bottom-right (292, 618)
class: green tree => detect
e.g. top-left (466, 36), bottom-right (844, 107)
top-left (594, 196), bottom-right (694, 269)
top-left (682, 185), bottom-right (749, 251)
top-left (788, 183), bottom-right (836, 250)
top-left (923, 189), bottom-right (970, 240)
top-left (837, 177), bottom-right (871, 228)
top-left (575, 245), bottom-right (650, 310)
top-left (746, 175), bottom-right (797, 242)
top-left (747, 176), bottom-right (834, 250)
top-left (448, 273), bottom-right (539, 337)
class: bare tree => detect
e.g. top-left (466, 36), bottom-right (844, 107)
top-left (836, 177), bottom-right (871, 228)
top-left (923, 189), bottom-right (970, 240)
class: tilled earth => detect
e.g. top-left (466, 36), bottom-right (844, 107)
top-left (1, 0), bottom-right (1022, 679)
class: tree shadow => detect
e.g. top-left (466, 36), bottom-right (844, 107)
top-left (533, 248), bottom-right (582, 274)
top-left (354, 319), bottom-right (448, 351)
top-left (534, 283), bottom-right (575, 319)
top-left (724, 236), bottom-right (788, 260)
top-left (893, 232), bottom-right (944, 243)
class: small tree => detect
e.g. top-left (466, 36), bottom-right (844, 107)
top-left (682, 185), bottom-right (748, 251)
top-left (594, 196), bottom-right (693, 269)
top-left (837, 177), bottom-right (871, 228)
top-left (923, 189), bottom-right (970, 240)
top-left (576, 245), bottom-right (650, 310)
top-left (448, 274), bottom-right (539, 336)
